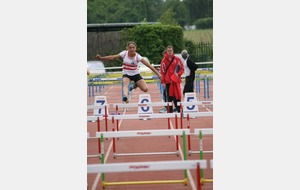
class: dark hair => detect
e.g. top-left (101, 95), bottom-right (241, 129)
top-left (127, 41), bottom-right (137, 48)
top-left (166, 45), bottom-right (174, 50)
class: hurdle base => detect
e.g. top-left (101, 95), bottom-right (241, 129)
top-left (202, 178), bottom-right (213, 183)
top-left (102, 178), bottom-right (188, 188)
top-left (87, 154), bottom-right (102, 159)
top-left (113, 151), bottom-right (179, 158)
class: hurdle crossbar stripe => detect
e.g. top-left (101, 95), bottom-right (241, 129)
top-left (113, 102), bottom-right (172, 108)
top-left (87, 160), bottom-right (207, 173)
top-left (108, 113), bottom-right (181, 120)
top-left (178, 101), bottom-right (213, 106)
top-left (96, 129), bottom-right (189, 138)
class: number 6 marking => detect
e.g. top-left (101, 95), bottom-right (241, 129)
top-left (141, 98), bottom-right (150, 112)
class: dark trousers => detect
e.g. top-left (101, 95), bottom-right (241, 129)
top-left (164, 83), bottom-right (181, 113)
top-left (183, 76), bottom-right (195, 94)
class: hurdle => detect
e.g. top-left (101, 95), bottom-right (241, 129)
top-left (88, 105), bottom-right (183, 157)
top-left (187, 128), bottom-right (213, 155)
top-left (109, 112), bottom-right (183, 131)
top-left (182, 112), bottom-right (212, 155)
top-left (94, 129), bottom-right (189, 158)
top-left (87, 115), bottom-right (104, 159)
top-left (87, 103), bottom-right (110, 159)
top-left (88, 76), bottom-right (137, 101)
top-left (89, 75), bottom-right (162, 100)
top-left (108, 106), bottom-right (213, 156)
top-left (88, 77), bottom-right (123, 97)
top-left (176, 100), bottom-right (213, 154)
top-left (179, 100), bottom-right (213, 120)
top-left (87, 104), bottom-right (110, 132)
top-left (87, 160), bottom-right (208, 190)
top-left (87, 129), bottom-right (213, 187)
top-left (112, 102), bottom-right (174, 130)
top-left (195, 74), bottom-right (212, 100)
top-left (88, 128), bottom-right (211, 189)
top-left (179, 100), bottom-right (213, 114)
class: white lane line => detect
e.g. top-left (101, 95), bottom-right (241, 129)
top-left (202, 104), bottom-right (212, 112)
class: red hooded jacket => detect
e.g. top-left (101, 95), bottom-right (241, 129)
top-left (160, 53), bottom-right (184, 99)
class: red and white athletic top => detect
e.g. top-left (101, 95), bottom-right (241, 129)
top-left (119, 50), bottom-right (143, 76)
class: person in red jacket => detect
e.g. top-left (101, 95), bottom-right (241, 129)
top-left (160, 45), bottom-right (184, 113)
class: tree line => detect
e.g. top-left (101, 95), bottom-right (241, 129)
top-left (87, 0), bottom-right (213, 28)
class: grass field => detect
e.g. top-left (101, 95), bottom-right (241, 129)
top-left (183, 29), bottom-right (213, 44)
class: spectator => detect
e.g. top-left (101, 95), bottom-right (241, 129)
top-left (160, 45), bottom-right (184, 113)
top-left (181, 50), bottom-right (198, 96)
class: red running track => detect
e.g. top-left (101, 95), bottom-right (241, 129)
top-left (87, 82), bottom-right (213, 190)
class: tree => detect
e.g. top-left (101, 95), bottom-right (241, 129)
top-left (161, 0), bottom-right (188, 27)
top-left (87, 0), bottom-right (165, 23)
top-left (183, 0), bottom-right (213, 24)
top-left (157, 7), bottom-right (179, 26)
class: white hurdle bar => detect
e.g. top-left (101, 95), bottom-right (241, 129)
top-left (96, 129), bottom-right (189, 138)
top-left (194, 128), bottom-right (213, 135)
top-left (95, 129), bottom-right (189, 158)
top-left (87, 115), bottom-right (103, 122)
top-left (87, 160), bottom-right (208, 173)
top-left (87, 104), bottom-right (110, 110)
top-left (178, 101), bottom-right (213, 117)
top-left (182, 112), bottom-right (213, 118)
top-left (178, 101), bottom-right (213, 106)
top-left (109, 112), bottom-right (183, 131)
top-left (113, 102), bottom-right (172, 108)
top-left (108, 112), bottom-right (212, 120)
top-left (113, 102), bottom-right (176, 131)
top-left (87, 103), bottom-right (110, 131)
top-left (87, 112), bottom-right (184, 135)
top-left (87, 159), bottom-right (210, 190)
top-left (108, 113), bottom-right (180, 120)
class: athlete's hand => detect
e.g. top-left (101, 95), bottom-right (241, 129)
top-left (96, 54), bottom-right (102, 60)
top-left (158, 73), bottom-right (162, 80)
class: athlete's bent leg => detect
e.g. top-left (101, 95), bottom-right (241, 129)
top-left (136, 79), bottom-right (148, 92)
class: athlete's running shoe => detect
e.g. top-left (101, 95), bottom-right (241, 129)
top-left (159, 107), bottom-right (167, 113)
top-left (123, 96), bottom-right (129, 103)
top-left (129, 82), bottom-right (137, 91)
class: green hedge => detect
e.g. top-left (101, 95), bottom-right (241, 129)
top-left (121, 24), bottom-right (184, 65)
